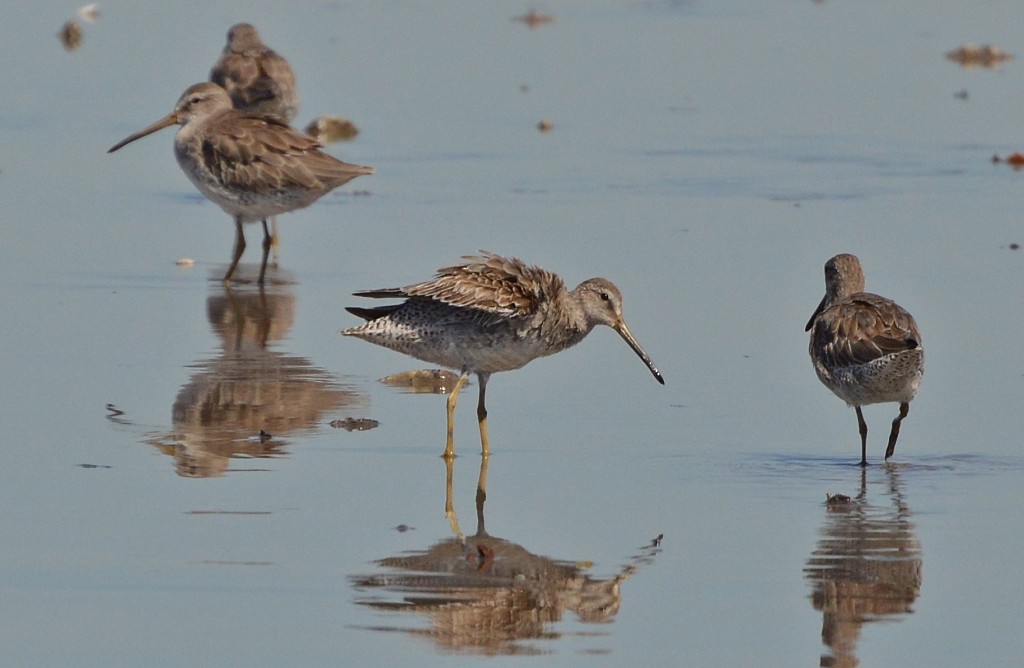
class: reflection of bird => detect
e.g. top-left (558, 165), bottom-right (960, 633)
top-left (343, 252), bottom-right (665, 457)
top-left (350, 456), bottom-right (660, 654)
top-left (108, 83), bottom-right (373, 284)
top-left (150, 282), bottom-right (364, 477)
top-left (805, 254), bottom-right (924, 466)
top-left (210, 23), bottom-right (298, 122)
top-left (805, 469), bottom-right (922, 668)
top-left (210, 22), bottom-right (299, 265)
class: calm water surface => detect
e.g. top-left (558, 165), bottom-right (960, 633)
top-left (2, 1), bottom-right (1024, 666)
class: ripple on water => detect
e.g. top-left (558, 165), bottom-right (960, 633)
top-left (735, 451), bottom-right (1024, 486)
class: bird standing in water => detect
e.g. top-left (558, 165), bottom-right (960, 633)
top-left (343, 252), bottom-right (665, 458)
top-left (210, 22), bottom-right (300, 264)
top-left (806, 254), bottom-right (924, 466)
top-left (108, 82), bottom-right (373, 284)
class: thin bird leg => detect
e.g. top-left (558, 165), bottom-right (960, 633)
top-left (444, 455), bottom-right (464, 540)
top-left (476, 373), bottom-right (491, 458)
top-left (444, 370), bottom-right (471, 458)
top-left (224, 216), bottom-right (247, 283)
top-left (885, 401), bottom-right (910, 460)
top-left (475, 455), bottom-right (489, 531)
top-left (270, 216), bottom-right (280, 267)
top-left (855, 406), bottom-right (869, 467)
top-left (257, 219), bottom-right (272, 285)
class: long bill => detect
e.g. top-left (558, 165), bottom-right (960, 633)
top-left (804, 294), bottom-right (828, 332)
top-left (614, 320), bottom-right (665, 385)
top-left (107, 112), bottom-right (179, 153)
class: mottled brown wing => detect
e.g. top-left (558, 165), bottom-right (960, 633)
top-left (391, 252), bottom-right (563, 318)
top-left (200, 113), bottom-right (372, 191)
top-left (210, 52), bottom-right (297, 121)
top-left (813, 293), bottom-right (921, 368)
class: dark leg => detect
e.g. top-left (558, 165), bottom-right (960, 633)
top-left (475, 454), bottom-right (489, 530)
top-left (257, 219), bottom-right (272, 285)
top-left (885, 402), bottom-right (910, 460)
top-left (224, 216), bottom-right (246, 283)
top-left (855, 406), bottom-right (868, 467)
top-left (476, 373), bottom-right (490, 457)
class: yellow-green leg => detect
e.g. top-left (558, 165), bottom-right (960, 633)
top-left (443, 370), bottom-right (471, 458)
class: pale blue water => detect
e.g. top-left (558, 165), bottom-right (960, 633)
top-left (2, 1), bottom-right (1024, 666)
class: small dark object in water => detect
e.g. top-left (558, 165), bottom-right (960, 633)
top-left (649, 533), bottom-right (664, 548)
top-left (330, 417), bottom-right (380, 431)
top-left (394, 524), bottom-right (415, 532)
top-left (1010, 243), bottom-right (1020, 250)
top-left (953, 89), bottom-right (969, 100)
top-left (537, 118), bottom-right (554, 133)
top-left (78, 463), bottom-right (113, 469)
top-left (825, 492), bottom-right (851, 506)
top-left (945, 43), bottom-right (1013, 68)
top-left (59, 20), bottom-right (83, 51)
top-left (514, 10), bottom-right (555, 29)
top-left (258, 429), bottom-right (272, 442)
top-left (380, 369), bottom-right (461, 394)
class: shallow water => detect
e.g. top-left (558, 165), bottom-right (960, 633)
top-left (3, 1), bottom-right (1024, 666)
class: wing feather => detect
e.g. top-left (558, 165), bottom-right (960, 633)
top-left (813, 293), bottom-right (921, 368)
top-left (352, 251), bottom-right (565, 320)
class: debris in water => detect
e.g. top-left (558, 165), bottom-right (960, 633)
top-left (825, 492), bottom-right (851, 507)
top-left (380, 368), bottom-right (461, 394)
top-left (945, 43), bottom-right (1013, 68)
top-left (77, 3), bottom-right (100, 24)
top-left (993, 152), bottom-right (1024, 170)
top-left (58, 20), bottom-right (83, 51)
top-left (330, 417), bottom-right (380, 431)
top-left (513, 10), bottom-right (555, 29)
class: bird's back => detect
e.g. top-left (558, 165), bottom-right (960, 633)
top-left (809, 292), bottom-right (924, 405)
top-left (175, 110), bottom-right (372, 221)
top-left (210, 31), bottom-right (298, 122)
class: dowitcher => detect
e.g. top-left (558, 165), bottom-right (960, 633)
top-left (805, 254), bottom-right (924, 466)
top-left (209, 23), bottom-right (298, 122)
top-left (342, 252), bottom-right (665, 458)
top-left (108, 82), bottom-right (373, 284)
top-left (210, 23), bottom-right (299, 264)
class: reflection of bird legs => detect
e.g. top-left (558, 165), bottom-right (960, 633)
top-left (444, 454), bottom-right (489, 540)
top-left (443, 369), bottom-right (492, 458)
top-left (269, 216), bottom-right (279, 266)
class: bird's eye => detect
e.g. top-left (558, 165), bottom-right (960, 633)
top-left (600, 292), bottom-right (610, 302)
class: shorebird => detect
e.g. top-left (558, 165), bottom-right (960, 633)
top-left (108, 82), bottom-right (373, 284)
top-left (805, 254), bottom-right (924, 466)
top-left (209, 23), bottom-right (298, 122)
top-left (210, 22), bottom-right (299, 264)
top-left (342, 251), bottom-right (665, 457)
